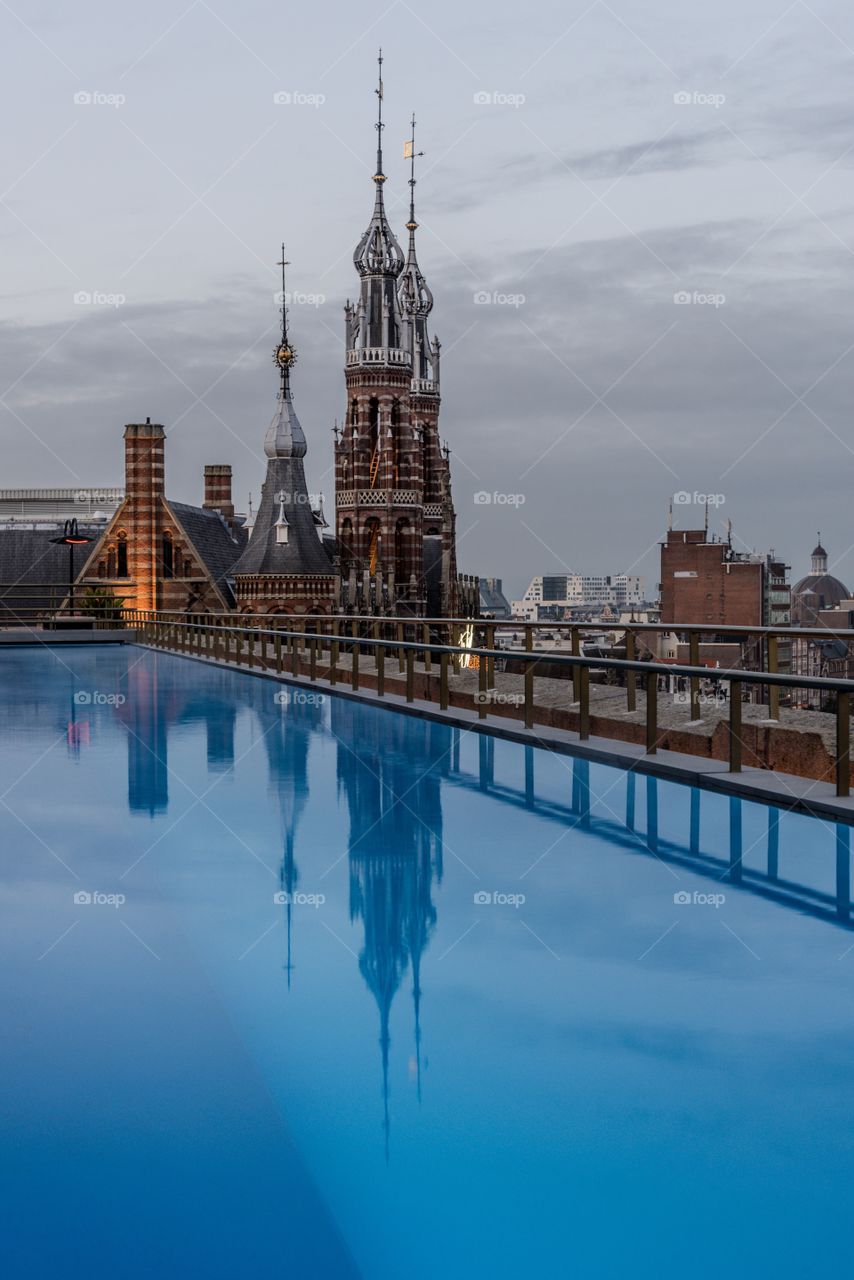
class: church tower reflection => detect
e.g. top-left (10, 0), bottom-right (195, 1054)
top-left (332, 700), bottom-right (448, 1156)
top-left (247, 685), bottom-right (323, 985)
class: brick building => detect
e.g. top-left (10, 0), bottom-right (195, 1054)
top-left (660, 527), bottom-right (790, 629)
top-left (76, 419), bottom-right (245, 612)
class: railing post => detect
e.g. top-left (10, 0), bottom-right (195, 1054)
top-left (689, 631), bottom-right (700, 720)
top-left (837, 690), bottom-right (850, 797)
top-left (626, 630), bottom-right (636, 713)
top-left (406, 647), bottom-right (415, 702)
top-left (275, 629), bottom-right (282, 672)
top-left (768, 634), bottom-right (780, 721)
top-left (423, 622), bottom-right (431, 673)
top-left (729, 679), bottom-right (742, 773)
top-left (486, 624), bottom-right (495, 690)
top-left (439, 651), bottom-right (448, 710)
top-left (330, 629), bottom-right (338, 686)
top-left (571, 627), bottom-right (580, 703)
top-left (478, 648), bottom-right (488, 719)
top-left (398, 622), bottom-right (405, 673)
top-left (310, 636), bottom-right (317, 682)
top-left (377, 639), bottom-right (385, 697)
top-left (524, 654), bottom-right (534, 730)
top-left (646, 670), bottom-right (658, 755)
top-left (291, 633), bottom-right (298, 678)
top-left (352, 638), bottom-right (360, 691)
top-left (579, 665), bottom-right (590, 741)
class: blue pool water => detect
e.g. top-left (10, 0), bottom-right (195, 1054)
top-left (2, 644), bottom-right (854, 1278)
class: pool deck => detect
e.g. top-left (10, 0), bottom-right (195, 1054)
top-left (133, 641), bottom-right (854, 826)
top-left (0, 628), bottom-right (136, 645)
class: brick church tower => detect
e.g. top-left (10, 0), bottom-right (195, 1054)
top-left (334, 54), bottom-right (468, 617)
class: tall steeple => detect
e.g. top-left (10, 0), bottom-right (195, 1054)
top-left (231, 247), bottom-right (336, 598)
top-left (265, 246), bottom-right (306, 459)
top-left (349, 50), bottom-right (405, 351)
top-left (398, 113), bottom-right (436, 383)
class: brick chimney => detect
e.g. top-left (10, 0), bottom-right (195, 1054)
top-left (203, 464), bottom-right (234, 519)
top-left (124, 419), bottom-right (165, 501)
top-left (123, 419), bottom-right (166, 612)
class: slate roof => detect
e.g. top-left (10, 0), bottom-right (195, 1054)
top-left (231, 456), bottom-right (334, 578)
top-left (479, 578), bottom-right (511, 618)
top-left (167, 502), bottom-right (246, 607)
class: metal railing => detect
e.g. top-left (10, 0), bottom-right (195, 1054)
top-left (124, 609), bottom-right (854, 714)
top-left (132, 613), bottom-right (854, 798)
top-left (1, 585), bottom-right (130, 627)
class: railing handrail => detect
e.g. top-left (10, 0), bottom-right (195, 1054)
top-left (124, 608), bottom-right (854, 642)
top-left (133, 616), bottom-right (854, 695)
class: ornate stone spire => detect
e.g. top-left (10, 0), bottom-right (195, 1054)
top-left (398, 113), bottom-right (436, 383)
top-left (349, 51), bottom-right (405, 353)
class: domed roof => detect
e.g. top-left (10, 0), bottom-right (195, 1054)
top-left (793, 572), bottom-right (849, 607)
top-left (792, 537), bottom-right (849, 622)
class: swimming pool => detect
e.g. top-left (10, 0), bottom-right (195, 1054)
top-left (2, 644), bottom-right (853, 1278)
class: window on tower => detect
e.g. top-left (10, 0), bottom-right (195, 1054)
top-left (116, 533), bottom-right (128, 578)
top-left (162, 532), bottom-right (174, 579)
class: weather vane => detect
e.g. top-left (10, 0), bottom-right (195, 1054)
top-left (273, 243), bottom-right (297, 374)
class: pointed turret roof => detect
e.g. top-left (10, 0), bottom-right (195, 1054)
top-left (353, 50), bottom-right (405, 281)
top-left (232, 250), bottom-right (334, 579)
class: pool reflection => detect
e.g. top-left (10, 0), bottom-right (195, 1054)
top-left (111, 664), bottom-right (854, 1152)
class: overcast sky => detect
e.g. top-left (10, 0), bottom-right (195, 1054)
top-left (2, 0), bottom-right (854, 598)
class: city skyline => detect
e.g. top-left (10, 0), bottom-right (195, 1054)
top-left (2, 1), bottom-right (854, 599)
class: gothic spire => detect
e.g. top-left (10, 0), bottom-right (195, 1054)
top-left (265, 244), bottom-right (306, 459)
top-left (398, 114), bottom-right (436, 382)
top-left (399, 113), bottom-right (433, 321)
top-left (353, 50), bottom-right (404, 281)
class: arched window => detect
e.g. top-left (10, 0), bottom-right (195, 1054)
top-left (162, 532), bottom-right (174, 579)
top-left (116, 532), bottom-right (128, 578)
top-left (350, 398), bottom-right (358, 429)
top-left (106, 546), bottom-right (116, 578)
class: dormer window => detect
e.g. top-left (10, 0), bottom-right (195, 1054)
top-left (274, 490), bottom-right (289, 545)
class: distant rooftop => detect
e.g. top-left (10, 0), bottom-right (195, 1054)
top-left (0, 487), bottom-right (124, 525)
